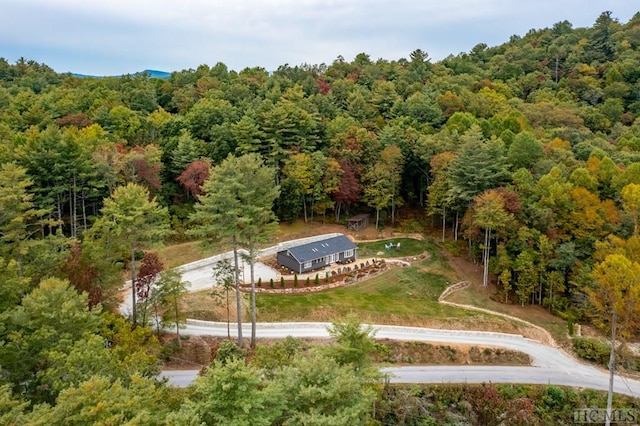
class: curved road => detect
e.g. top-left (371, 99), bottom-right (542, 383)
top-left (159, 321), bottom-right (640, 397)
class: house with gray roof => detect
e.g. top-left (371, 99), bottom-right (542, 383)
top-left (276, 234), bottom-right (357, 274)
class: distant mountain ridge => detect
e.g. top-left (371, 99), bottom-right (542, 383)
top-left (71, 69), bottom-right (171, 79)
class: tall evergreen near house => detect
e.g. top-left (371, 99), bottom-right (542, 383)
top-left (189, 153), bottom-right (279, 348)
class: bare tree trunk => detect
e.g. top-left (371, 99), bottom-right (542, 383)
top-left (153, 301), bottom-right (161, 335)
top-left (69, 188), bottom-right (74, 238)
top-left (82, 191), bottom-right (87, 233)
top-left (391, 196), bottom-right (395, 226)
top-left (232, 235), bottom-right (243, 347)
top-left (140, 294), bottom-right (148, 327)
top-left (57, 194), bottom-right (63, 233)
top-left (606, 311), bottom-right (617, 426)
top-left (302, 194), bottom-right (308, 223)
top-left (73, 174), bottom-right (78, 237)
top-left (451, 210), bottom-right (455, 235)
top-left (482, 228), bottom-right (490, 287)
top-left (226, 287), bottom-right (230, 339)
top-left (454, 211), bottom-right (459, 241)
top-left (174, 293), bottom-right (181, 347)
top-left (130, 243), bottom-right (137, 327)
top-left (539, 274), bottom-right (543, 305)
top-left (441, 206), bottom-right (446, 243)
top-left (249, 249), bottom-right (257, 348)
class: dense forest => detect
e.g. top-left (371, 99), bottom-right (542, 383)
top-left (2, 10), bottom-right (640, 423)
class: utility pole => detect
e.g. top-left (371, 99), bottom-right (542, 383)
top-left (605, 310), bottom-right (617, 426)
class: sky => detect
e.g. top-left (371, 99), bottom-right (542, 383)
top-left (1, 1), bottom-right (638, 76)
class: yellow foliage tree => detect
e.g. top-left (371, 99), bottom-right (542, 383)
top-left (589, 254), bottom-right (640, 341)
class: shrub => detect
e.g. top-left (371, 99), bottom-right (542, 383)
top-left (325, 272), bottom-right (329, 283)
top-left (314, 274), bottom-right (320, 285)
top-left (305, 277), bottom-right (310, 287)
top-left (567, 317), bottom-right (574, 336)
top-left (280, 276), bottom-right (285, 288)
top-left (572, 336), bottom-right (610, 365)
top-left (215, 340), bottom-right (246, 364)
top-left (269, 278), bottom-right (274, 288)
top-left (543, 385), bottom-right (565, 409)
top-left (293, 275), bottom-right (298, 287)
top-left (251, 336), bottom-right (308, 372)
top-left (257, 277), bottom-right (262, 287)
top-left (159, 337), bottom-right (180, 361)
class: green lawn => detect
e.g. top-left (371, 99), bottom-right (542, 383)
top-left (356, 237), bottom-right (431, 258)
top-left (445, 283), bottom-right (570, 346)
top-left (252, 254), bottom-right (525, 334)
top-left (156, 240), bottom-right (222, 269)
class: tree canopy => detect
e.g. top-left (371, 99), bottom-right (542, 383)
top-left (2, 10), bottom-right (640, 421)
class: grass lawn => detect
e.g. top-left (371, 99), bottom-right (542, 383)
top-left (156, 240), bottom-right (223, 269)
top-left (445, 283), bottom-right (570, 347)
top-left (254, 260), bottom-right (466, 322)
top-left (356, 238), bottom-right (431, 258)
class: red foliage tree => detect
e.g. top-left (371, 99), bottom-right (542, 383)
top-left (334, 160), bottom-right (361, 220)
top-left (57, 112), bottom-right (92, 128)
top-left (495, 187), bottom-right (522, 215)
top-left (129, 146), bottom-right (162, 192)
top-left (177, 159), bottom-right (211, 199)
top-left (466, 383), bottom-right (506, 425)
top-left (131, 157), bottom-right (162, 192)
top-left (316, 79), bottom-right (331, 95)
top-left (135, 252), bottom-right (164, 301)
top-left (59, 241), bottom-right (102, 309)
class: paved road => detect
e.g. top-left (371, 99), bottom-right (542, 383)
top-left (159, 321), bottom-right (640, 397)
top-left (159, 366), bottom-right (640, 396)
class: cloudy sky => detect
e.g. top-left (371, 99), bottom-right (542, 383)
top-left (1, 1), bottom-right (638, 76)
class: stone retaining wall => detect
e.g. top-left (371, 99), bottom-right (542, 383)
top-left (438, 281), bottom-right (471, 301)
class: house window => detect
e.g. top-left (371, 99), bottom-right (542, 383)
top-left (303, 261), bottom-right (311, 269)
top-left (344, 249), bottom-right (354, 258)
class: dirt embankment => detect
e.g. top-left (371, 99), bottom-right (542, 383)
top-left (160, 335), bottom-right (531, 370)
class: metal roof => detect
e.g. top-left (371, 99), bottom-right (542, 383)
top-left (282, 234), bottom-right (357, 263)
top-left (347, 213), bottom-right (370, 222)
